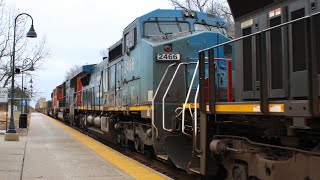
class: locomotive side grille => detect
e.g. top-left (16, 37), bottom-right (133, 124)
top-left (242, 27), bottom-right (253, 91)
top-left (270, 16), bottom-right (283, 89)
top-left (109, 44), bottom-right (122, 62)
top-left (291, 8), bottom-right (307, 72)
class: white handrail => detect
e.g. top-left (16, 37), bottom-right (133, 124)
top-left (162, 62), bottom-right (191, 132)
top-left (194, 84), bottom-right (201, 152)
top-left (152, 62), bottom-right (177, 138)
top-left (181, 61), bottom-right (199, 136)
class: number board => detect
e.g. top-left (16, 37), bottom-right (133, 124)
top-left (156, 53), bottom-right (180, 61)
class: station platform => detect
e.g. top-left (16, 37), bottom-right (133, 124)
top-left (0, 113), bottom-right (171, 180)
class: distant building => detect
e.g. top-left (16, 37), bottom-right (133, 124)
top-left (0, 87), bottom-right (32, 120)
top-left (35, 98), bottom-right (46, 113)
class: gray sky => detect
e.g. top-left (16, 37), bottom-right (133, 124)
top-left (9, 0), bottom-right (172, 106)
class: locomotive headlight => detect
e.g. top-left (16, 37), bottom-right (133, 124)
top-left (164, 44), bottom-right (172, 52)
top-left (183, 10), bottom-right (197, 18)
top-left (190, 12), bottom-right (196, 18)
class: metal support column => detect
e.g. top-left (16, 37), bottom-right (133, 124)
top-left (257, 32), bottom-right (269, 113)
top-left (307, 16), bottom-right (319, 116)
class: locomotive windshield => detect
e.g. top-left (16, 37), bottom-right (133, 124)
top-left (144, 21), bottom-right (190, 37)
top-left (143, 21), bottom-right (228, 38)
top-left (194, 24), bottom-right (227, 35)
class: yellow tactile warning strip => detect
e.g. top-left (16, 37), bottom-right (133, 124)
top-left (47, 116), bottom-right (170, 180)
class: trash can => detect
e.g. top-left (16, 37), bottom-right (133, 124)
top-left (19, 113), bottom-right (28, 128)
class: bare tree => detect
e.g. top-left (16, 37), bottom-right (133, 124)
top-left (169, 0), bottom-right (235, 37)
top-left (0, 1), bottom-right (50, 88)
top-left (99, 48), bottom-right (108, 60)
top-left (169, 0), bottom-right (209, 12)
top-left (64, 65), bottom-right (81, 81)
top-left (206, 1), bottom-right (234, 37)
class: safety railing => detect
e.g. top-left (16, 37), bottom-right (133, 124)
top-left (162, 62), bottom-right (196, 133)
top-left (181, 57), bottom-right (232, 137)
top-left (181, 61), bottom-right (199, 136)
top-left (193, 84), bottom-right (201, 153)
top-left (199, 11), bottom-right (320, 116)
top-left (152, 62), bottom-right (177, 138)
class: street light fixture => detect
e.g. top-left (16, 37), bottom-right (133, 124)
top-left (26, 25), bottom-right (37, 38)
top-left (5, 13), bottom-right (37, 141)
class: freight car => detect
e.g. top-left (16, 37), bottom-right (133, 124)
top-left (181, 0), bottom-right (320, 179)
top-left (48, 8), bottom-right (232, 174)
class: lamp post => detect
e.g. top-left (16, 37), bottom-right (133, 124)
top-left (21, 58), bottom-right (34, 113)
top-left (5, 13), bottom-right (37, 141)
top-left (23, 75), bottom-right (33, 114)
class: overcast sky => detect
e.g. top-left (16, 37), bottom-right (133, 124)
top-left (9, 0), bottom-right (172, 106)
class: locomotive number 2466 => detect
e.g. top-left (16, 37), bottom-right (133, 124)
top-left (157, 53), bottom-right (180, 61)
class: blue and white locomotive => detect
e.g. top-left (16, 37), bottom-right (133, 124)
top-left (51, 9), bottom-right (232, 172)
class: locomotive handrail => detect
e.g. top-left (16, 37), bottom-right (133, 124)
top-left (193, 84), bottom-right (201, 153)
top-left (181, 61), bottom-right (199, 136)
top-left (182, 57), bottom-right (232, 136)
top-left (162, 62), bottom-right (198, 133)
top-left (181, 57), bottom-right (232, 153)
top-left (152, 62), bottom-right (177, 138)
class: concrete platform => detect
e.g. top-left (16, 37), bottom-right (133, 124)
top-left (0, 113), bottom-right (171, 180)
top-left (0, 133), bottom-right (26, 180)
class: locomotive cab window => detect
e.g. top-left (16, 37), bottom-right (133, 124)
top-left (144, 21), bottom-right (190, 37)
top-left (124, 27), bottom-right (137, 51)
top-left (194, 23), bottom-right (227, 35)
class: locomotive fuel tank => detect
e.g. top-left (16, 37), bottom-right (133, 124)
top-left (86, 115), bottom-right (94, 125)
top-left (93, 116), bottom-right (101, 128)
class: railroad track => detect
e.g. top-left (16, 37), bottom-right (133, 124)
top-left (58, 119), bottom-right (197, 180)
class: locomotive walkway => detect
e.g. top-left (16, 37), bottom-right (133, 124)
top-left (0, 113), bottom-right (170, 180)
